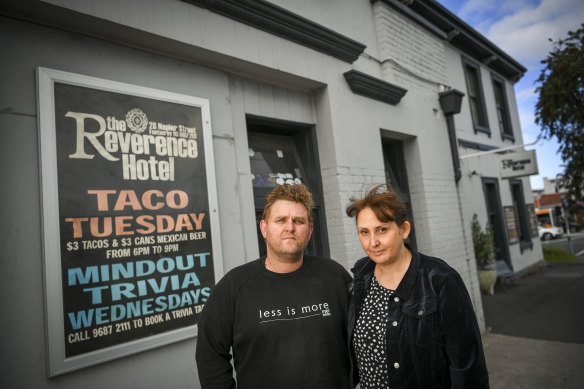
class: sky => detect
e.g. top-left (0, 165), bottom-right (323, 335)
top-left (437, 0), bottom-right (583, 190)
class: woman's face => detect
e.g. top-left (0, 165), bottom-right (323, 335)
top-left (356, 207), bottom-right (410, 265)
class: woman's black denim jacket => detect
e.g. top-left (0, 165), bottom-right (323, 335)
top-left (348, 245), bottom-right (489, 388)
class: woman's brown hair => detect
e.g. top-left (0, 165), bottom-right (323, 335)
top-left (345, 184), bottom-right (408, 226)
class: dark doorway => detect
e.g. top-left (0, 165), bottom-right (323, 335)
top-left (382, 138), bottom-right (416, 250)
top-left (510, 179), bottom-right (533, 252)
top-left (247, 115), bottom-right (329, 258)
top-left (482, 177), bottom-right (511, 268)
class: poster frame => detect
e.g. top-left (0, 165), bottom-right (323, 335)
top-left (37, 67), bottom-right (223, 376)
top-left (503, 205), bottom-right (519, 245)
top-left (526, 203), bottom-right (539, 238)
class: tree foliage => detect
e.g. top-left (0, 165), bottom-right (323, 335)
top-left (535, 23), bottom-right (584, 207)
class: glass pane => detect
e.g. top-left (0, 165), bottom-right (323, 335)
top-left (469, 97), bottom-right (480, 127)
top-left (512, 183), bottom-right (528, 241)
top-left (466, 65), bottom-right (478, 97)
top-left (248, 133), bottom-right (307, 207)
top-left (248, 130), bottom-right (323, 257)
top-left (493, 81), bottom-right (511, 135)
top-left (493, 81), bottom-right (505, 104)
top-left (497, 106), bottom-right (505, 133)
top-left (465, 64), bottom-right (488, 127)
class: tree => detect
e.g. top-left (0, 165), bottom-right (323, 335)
top-left (535, 23), bottom-right (584, 209)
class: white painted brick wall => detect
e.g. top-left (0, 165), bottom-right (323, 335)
top-left (373, 2), bottom-right (448, 91)
top-left (323, 165), bottom-right (485, 330)
top-left (369, 3), bottom-right (484, 328)
top-left (322, 165), bottom-right (386, 269)
top-left (411, 172), bottom-right (485, 329)
top-left (315, 2), bottom-right (486, 330)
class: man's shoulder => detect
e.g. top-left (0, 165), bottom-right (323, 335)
top-left (226, 257), bottom-right (264, 275)
top-left (215, 258), bottom-right (264, 288)
top-left (305, 256), bottom-right (351, 277)
top-left (305, 255), bottom-right (343, 267)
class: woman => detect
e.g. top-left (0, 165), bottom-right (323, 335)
top-left (346, 185), bottom-right (489, 389)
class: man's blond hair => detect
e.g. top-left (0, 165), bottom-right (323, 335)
top-left (262, 184), bottom-right (314, 223)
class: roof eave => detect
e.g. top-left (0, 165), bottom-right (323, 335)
top-left (375, 0), bottom-right (527, 82)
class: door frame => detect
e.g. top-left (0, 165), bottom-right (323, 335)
top-left (481, 177), bottom-right (512, 268)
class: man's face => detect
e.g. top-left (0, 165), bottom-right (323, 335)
top-left (260, 200), bottom-right (313, 263)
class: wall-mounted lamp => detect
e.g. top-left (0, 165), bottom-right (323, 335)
top-left (438, 89), bottom-right (465, 182)
top-left (439, 89), bottom-right (465, 115)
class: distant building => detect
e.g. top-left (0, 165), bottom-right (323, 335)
top-left (536, 193), bottom-right (563, 209)
top-left (534, 177), bottom-right (582, 232)
top-left (543, 176), bottom-right (567, 194)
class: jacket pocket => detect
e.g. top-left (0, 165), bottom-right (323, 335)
top-left (403, 299), bottom-right (437, 347)
top-left (403, 299), bottom-right (437, 318)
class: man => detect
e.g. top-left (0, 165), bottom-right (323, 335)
top-left (196, 184), bottom-right (351, 389)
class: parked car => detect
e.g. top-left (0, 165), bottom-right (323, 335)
top-left (538, 225), bottom-right (563, 240)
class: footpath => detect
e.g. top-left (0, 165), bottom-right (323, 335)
top-left (481, 258), bottom-right (584, 388)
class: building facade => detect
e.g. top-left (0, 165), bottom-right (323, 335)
top-left (1, 0), bottom-right (543, 387)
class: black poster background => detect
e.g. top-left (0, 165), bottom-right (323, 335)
top-left (54, 83), bottom-right (215, 357)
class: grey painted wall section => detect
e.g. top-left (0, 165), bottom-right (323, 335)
top-left (0, 15), bottom-right (316, 387)
top-left (0, 18), bottom-right (219, 388)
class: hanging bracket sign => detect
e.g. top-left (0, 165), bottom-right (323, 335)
top-left (499, 150), bottom-right (538, 179)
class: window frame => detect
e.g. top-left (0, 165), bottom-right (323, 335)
top-left (462, 57), bottom-right (490, 135)
top-left (491, 73), bottom-right (515, 142)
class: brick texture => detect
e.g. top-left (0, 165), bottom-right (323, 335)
top-left (373, 2), bottom-right (448, 91)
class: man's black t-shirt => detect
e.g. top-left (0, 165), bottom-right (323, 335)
top-left (196, 256), bottom-right (352, 389)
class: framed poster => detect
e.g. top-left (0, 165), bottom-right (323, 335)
top-left (526, 203), bottom-right (539, 238)
top-left (504, 206), bottom-right (519, 244)
top-left (37, 67), bottom-right (223, 376)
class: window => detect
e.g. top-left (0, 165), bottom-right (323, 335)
top-left (491, 75), bottom-right (514, 141)
top-left (382, 138), bottom-right (416, 249)
top-left (247, 116), bottom-right (329, 258)
top-left (510, 179), bottom-right (533, 251)
top-left (463, 58), bottom-right (489, 134)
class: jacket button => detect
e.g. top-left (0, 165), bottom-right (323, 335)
top-left (394, 297), bottom-right (400, 302)
top-left (394, 362), bottom-right (400, 369)
top-left (418, 310), bottom-right (423, 315)
top-left (392, 321), bottom-right (398, 327)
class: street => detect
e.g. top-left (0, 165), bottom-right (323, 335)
top-left (481, 249), bottom-right (584, 388)
top-left (541, 232), bottom-right (584, 257)
top-left (482, 260), bottom-right (584, 343)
